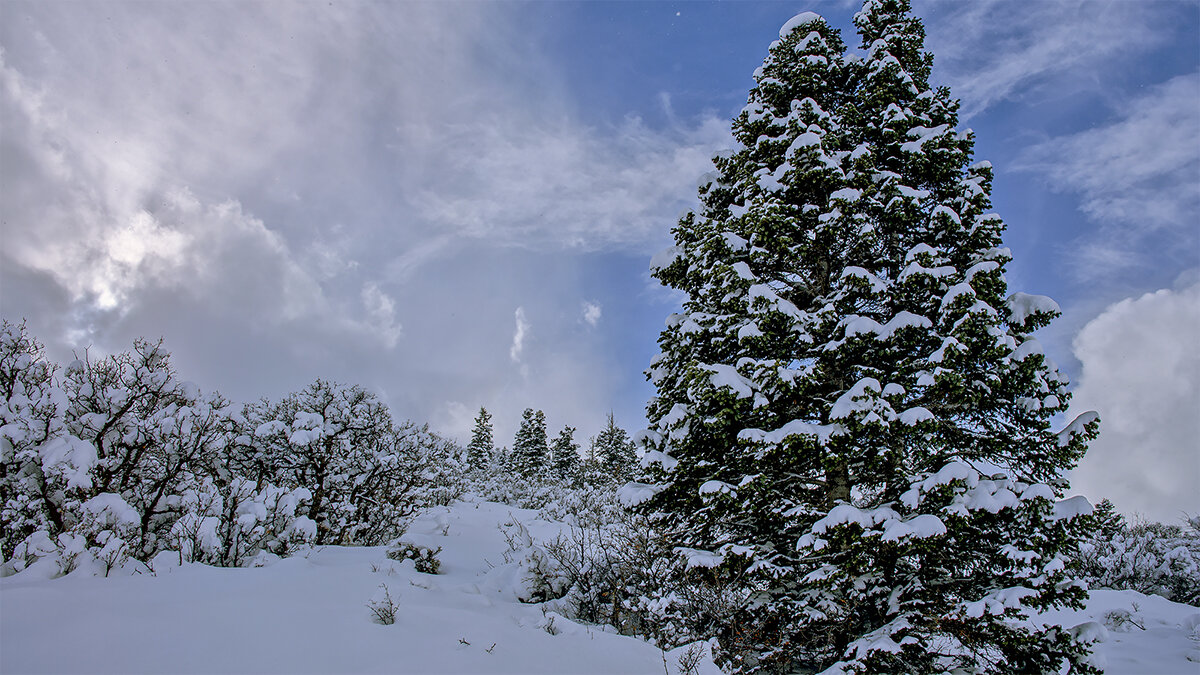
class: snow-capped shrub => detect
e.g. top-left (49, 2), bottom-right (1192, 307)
top-left (1077, 504), bottom-right (1200, 605)
top-left (61, 339), bottom-right (233, 559)
top-left (241, 382), bottom-right (464, 546)
top-left (536, 487), bottom-right (741, 649)
top-left (56, 492), bottom-right (146, 577)
top-left (0, 321), bottom-right (70, 561)
top-left (367, 583), bottom-right (400, 625)
top-left (2, 325), bottom-right (463, 577)
top-left (386, 541), bottom-right (442, 574)
top-left (2, 530), bottom-right (60, 576)
top-left (2, 493), bottom-right (150, 578)
top-left (499, 517), bottom-right (566, 603)
top-left (536, 485), bottom-right (625, 525)
top-left (469, 472), bottom-right (568, 510)
top-left (168, 477), bottom-right (314, 567)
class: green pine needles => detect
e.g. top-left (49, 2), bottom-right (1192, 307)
top-left (512, 408), bottom-right (550, 478)
top-left (632, 1), bottom-right (1101, 673)
top-left (466, 407), bottom-right (495, 469)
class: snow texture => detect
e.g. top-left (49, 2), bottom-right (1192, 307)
top-left (779, 12), bottom-right (824, 39)
top-left (1, 501), bottom-right (1193, 674)
top-left (1008, 292), bottom-right (1061, 325)
top-left (1, 501), bottom-right (721, 675)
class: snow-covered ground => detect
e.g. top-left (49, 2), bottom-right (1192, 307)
top-left (2, 500), bottom-right (1196, 674)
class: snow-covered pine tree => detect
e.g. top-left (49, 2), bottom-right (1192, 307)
top-left (466, 407), bottom-right (495, 469)
top-left (594, 412), bottom-right (637, 481)
top-left (1089, 498), bottom-right (1124, 540)
top-left (511, 408), bottom-right (549, 479)
top-left (550, 425), bottom-right (580, 482)
top-left (631, 2), bottom-right (1100, 673)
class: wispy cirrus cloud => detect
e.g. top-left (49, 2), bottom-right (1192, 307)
top-left (1016, 72), bottom-right (1200, 281)
top-left (403, 114), bottom-right (728, 253)
top-left (510, 307), bottom-right (530, 365)
top-left (920, 0), bottom-right (1177, 119)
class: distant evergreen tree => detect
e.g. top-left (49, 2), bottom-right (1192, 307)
top-left (594, 412), bottom-right (637, 480)
top-left (578, 435), bottom-right (603, 486)
top-left (466, 407), bottom-right (494, 469)
top-left (511, 408), bottom-right (549, 478)
top-left (632, 2), bottom-right (1100, 672)
top-left (550, 425), bottom-right (581, 482)
top-left (1090, 498), bottom-right (1125, 540)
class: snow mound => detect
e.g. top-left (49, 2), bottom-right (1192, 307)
top-left (1, 500), bottom-right (722, 675)
top-left (780, 12), bottom-right (824, 38)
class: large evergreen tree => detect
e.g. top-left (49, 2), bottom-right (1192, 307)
top-left (632, 2), bottom-right (1100, 673)
top-left (466, 407), bottom-right (495, 469)
top-left (511, 408), bottom-right (549, 478)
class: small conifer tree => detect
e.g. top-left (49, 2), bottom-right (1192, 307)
top-left (594, 412), bottom-right (637, 481)
top-left (633, 2), bottom-right (1100, 672)
top-left (550, 426), bottom-right (581, 482)
top-left (1090, 498), bottom-right (1125, 540)
top-left (466, 407), bottom-right (495, 469)
top-left (512, 408), bottom-right (549, 479)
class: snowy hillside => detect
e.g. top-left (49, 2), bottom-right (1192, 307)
top-left (2, 499), bottom-right (1196, 674)
top-left (1, 500), bottom-right (720, 675)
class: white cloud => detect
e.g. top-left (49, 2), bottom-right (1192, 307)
top-left (1068, 273), bottom-right (1200, 522)
top-left (921, 0), bottom-right (1172, 119)
top-left (403, 113), bottom-right (728, 252)
top-left (510, 307), bottom-right (529, 364)
top-left (582, 301), bottom-right (602, 327)
top-left (360, 283), bottom-right (402, 349)
top-left (0, 5), bottom-right (409, 348)
top-left (0, 2), bottom-right (715, 443)
top-left (431, 400), bottom-right (476, 445)
top-left (1017, 72), bottom-right (1200, 281)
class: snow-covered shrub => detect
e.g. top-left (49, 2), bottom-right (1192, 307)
top-left (1102, 606), bottom-right (1145, 632)
top-left (61, 339), bottom-right (232, 559)
top-left (4, 530), bottom-right (69, 577)
top-left (1078, 505), bottom-right (1200, 605)
top-left (2, 326), bottom-right (462, 577)
top-left (537, 488), bottom-right (741, 649)
top-left (168, 476), bottom-right (315, 567)
top-left (243, 382), bottom-right (463, 546)
top-left (469, 471), bottom-right (567, 510)
top-left (75, 492), bottom-right (142, 575)
top-left (536, 484), bottom-right (624, 525)
top-left (386, 541), bottom-right (442, 574)
top-left (3, 493), bottom-right (149, 577)
top-left (0, 321), bottom-right (71, 561)
top-left (499, 517), bottom-right (566, 603)
top-left (399, 423), bottom-right (466, 510)
top-left (367, 583), bottom-right (399, 625)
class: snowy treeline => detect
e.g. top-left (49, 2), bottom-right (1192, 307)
top-left (0, 320), bottom-right (462, 576)
top-left (0, 318), bottom-right (649, 578)
top-left (462, 406), bottom-right (638, 508)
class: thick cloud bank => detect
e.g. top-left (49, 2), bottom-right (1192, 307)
top-left (1069, 275), bottom-right (1200, 522)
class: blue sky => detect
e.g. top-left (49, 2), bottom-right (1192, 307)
top-left (1, 1), bottom-right (1197, 520)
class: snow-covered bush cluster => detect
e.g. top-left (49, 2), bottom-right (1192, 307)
top-left (1077, 499), bottom-right (1200, 606)
top-left (538, 487), bottom-right (743, 650)
top-left (387, 540), bottom-right (442, 574)
top-left (0, 321), bottom-right (463, 577)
